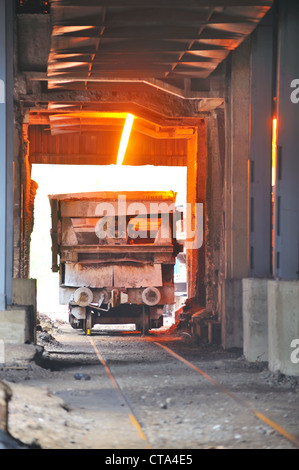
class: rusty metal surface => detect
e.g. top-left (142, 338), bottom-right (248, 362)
top-left (64, 263), bottom-right (114, 288)
top-left (50, 190), bottom-right (177, 202)
top-left (114, 264), bottom-right (162, 288)
top-left (127, 286), bottom-right (174, 305)
top-left (23, 1), bottom-right (272, 165)
top-left (61, 245), bottom-right (174, 254)
top-left (29, 124), bottom-right (188, 166)
top-left (59, 286), bottom-right (110, 305)
top-left (20, 3), bottom-right (272, 171)
top-left (51, 191), bottom-right (179, 313)
top-left (64, 263), bottom-right (162, 288)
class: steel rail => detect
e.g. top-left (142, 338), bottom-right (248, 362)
top-left (89, 336), bottom-right (151, 449)
top-left (150, 339), bottom-right (299, 449)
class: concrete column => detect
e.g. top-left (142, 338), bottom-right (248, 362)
top-left (221, 39), bottom-right (251, 348)
top-left (205, 109), bottom-right (226, 318)
top-left (0, 3), bottom-right (36, 345)
top-left (241, 15), bottom-right (273, 363)
top-left (12, 278), bottom-right (37, 344)
top-left (242, 279), bottom-right (268, 362)
top-left (225, 39), bottom-right (250, 282)
top-left (274, 0), bottom-right (299, 280)
top-left (0, 0), bottom-right (14, 309)
top-left (221, 279), bottom-right (243, 350)
top-left (268, 281), bottom-right (299, 376)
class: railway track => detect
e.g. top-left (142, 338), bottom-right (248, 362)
top-left (148, 339), bottom-right (299, 449)
top-left (5, 325), bottom-right (299, 450)
top-left (87, 333), bottom-right (299, 450)
top-left (89, 337), bottom-right (151, 449)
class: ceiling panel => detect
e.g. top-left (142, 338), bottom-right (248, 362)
top-left (47, 0), bottom-right (273, 91)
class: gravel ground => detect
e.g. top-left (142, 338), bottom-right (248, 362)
top-left (1, 317), bottom-right (299, 450)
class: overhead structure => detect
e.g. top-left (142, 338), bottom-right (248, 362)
top-left (17, 0), bottom-right (273, 160)
top-left (48, 0), bottom-right (273, 96)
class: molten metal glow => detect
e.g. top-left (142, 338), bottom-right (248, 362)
top-left (272, 118), bottom-right (277, 186)
top-left (116, 114), bottom-right (135, 165)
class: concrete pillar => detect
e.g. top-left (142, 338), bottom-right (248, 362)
top-left (225, 39), bottom-right (250, 282)
top-left (0, 308), bottom-right (31, 344)
top-left (268, 281), bottom-right (299, 376)
top-left (273, 0), bottom-right (299, 280)
top-left (0, 277), bottom-right (37, 344)
top-left (240, 15), bottom-right (273, 363)
top-left (205, 110), bottom-right (225, 317)
top-left (0, 3), bottom-right (36, 345)
top-left (12, 278), bottom-right (37, 344)
top-left (0, 0), bottom-right (14, 309)
top-left (221, 279), bottom-right (243, 350)
top-left (242, 279), bottom-right (268, 362)
top-left (221, 39), bottom-right (251, 348)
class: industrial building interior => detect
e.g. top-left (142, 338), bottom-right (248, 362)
top-left (0, 0), bottom-right (299, 450)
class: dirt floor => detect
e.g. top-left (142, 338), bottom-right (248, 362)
top-left (1, 315), bottom-right (299, 450)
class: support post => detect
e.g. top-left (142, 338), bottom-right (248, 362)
top-left (273, 0), bottom-right (299, 280)
top-left (0, 0), bottom-right (14, 310)
top-left (221, 38), bottom-right (251, 349)
top-left (249, 19), bottom-right (273, 278)
top-left (186, 121), bottom-right (206, 306)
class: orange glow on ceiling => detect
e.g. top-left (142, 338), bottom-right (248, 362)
top-left (49, 112), bottom-right (129, 120)
top-left (272, 118), bottom-right (277, 186)
top-left (116, 113), bottom-right (135, 166)
top-left (52, 25), bottom-right (96, 36)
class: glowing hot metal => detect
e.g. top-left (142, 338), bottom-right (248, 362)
top-left (116, 114), bottom-right (134, 166)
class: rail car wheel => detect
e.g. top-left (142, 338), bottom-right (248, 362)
top-left (69, 313), bottom-right (83, 330)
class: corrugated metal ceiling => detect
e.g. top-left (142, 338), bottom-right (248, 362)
top-left (25, 0), bottom-right (273, 164)
top-left (48, 0), bottom-right (273, 92)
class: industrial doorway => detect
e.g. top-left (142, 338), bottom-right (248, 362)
top-left (22, 110), bottom-right (206, 336)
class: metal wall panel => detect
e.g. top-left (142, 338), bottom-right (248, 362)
top-left (28, 125), bottom-right (188, 166)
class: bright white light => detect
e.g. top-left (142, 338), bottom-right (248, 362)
top-left (30, 163), bottom-right (186, 318)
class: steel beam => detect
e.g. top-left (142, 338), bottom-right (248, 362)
top-left (273, 0), bottom-right (299, 279)
top-left (50, 0), bottom-right (273, 7)
top-left (0, 0), bottom-right (13, 309)
top-left (0, 0), bottom-right (5, 309)
top-left (249, 18), bottom-right (273, 277)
